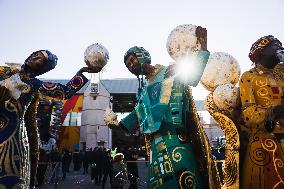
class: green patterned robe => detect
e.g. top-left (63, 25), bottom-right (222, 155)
top-left (120, 51), bottom-right (220, 189)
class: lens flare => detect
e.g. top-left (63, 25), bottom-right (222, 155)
top-left (175, 55), bottom-right (198, 83)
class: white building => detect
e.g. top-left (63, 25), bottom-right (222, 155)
top-left (47, 78), bottom-right (224, 150)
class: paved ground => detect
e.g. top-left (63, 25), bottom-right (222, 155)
top-left (37, 162), bottom-right (148, 189)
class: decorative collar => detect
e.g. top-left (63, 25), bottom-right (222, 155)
top-left (254, 64), bottom-right (274, 75)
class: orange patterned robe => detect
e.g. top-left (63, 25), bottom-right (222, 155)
top-left (239, 64), bottom-right (284, 189)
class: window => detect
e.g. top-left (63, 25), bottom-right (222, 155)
top-left (63, 112), bottom-right (82, 126)
top-left (63, 113), bottom-right (70, 126)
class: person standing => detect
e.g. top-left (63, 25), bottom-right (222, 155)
top-left (82, 149), bottom-right (89, 174)
top-left (66, 150), bottom-right (72, 173)
top-left (78, 150), bottom-right (83, 172)
top-left (90, 147), bottom-right (98, 183)
top-left (111, 153), bottom-right (127, 189)
top-left (35, 149), bottom-right (50, 187)
top-left (73, 149), bottom-right (80, 173)
top-left (127, 149), bottom-right (139, 189)
top-left (61, 148), bottom-right (70, 180)
top-left (95, 147), bottom-right (103, 185)
top-left (101, 149), bottom-right (113, 189)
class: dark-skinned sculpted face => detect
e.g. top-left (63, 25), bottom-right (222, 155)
top-left (124, 46), bottom-right (151, 76)
top-left (260, 40), bottom-right (284, 69)
top-left (249, 35), bottom-right (284, 69)
top-left (21, 50), bottom-right (58, 78)
top-left (124, 54), bottom-right (142, 76)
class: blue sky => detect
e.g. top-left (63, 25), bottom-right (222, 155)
top-left (1, 0), bottom-right (283, 100)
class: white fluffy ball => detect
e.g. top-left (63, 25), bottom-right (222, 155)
top-left (200, 52), bottom-right (240, 91)
top-left (213, 84), bottom-right (240, 111)
top-left (104, 108), bottom-right (118, 126)
top-left (84, 43), bottom-right (109, 69)
top-left (166, 24), bottom-right (201, 60)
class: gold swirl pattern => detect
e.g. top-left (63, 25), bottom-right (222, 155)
top-left (256, 87), bottom-right (272, 106)
top-left (262, 138), bottom-right (277, 152)
top-left (261, 138), bottom-right (284, 187)
top-left (178, 170), bottom-right (196, 189)
top-left (273, 155), bottom-right (284, 188)
top-left (212, 112), bottom-right (239, 189)
top-left (256, 87), bottom-right (269, 97)
top-left (250, 147), bottom-right (270, 166)
top-left (255, 77), bottom-right (268, 87)
top-left (224, 152), bottom-right (238, 187)
top-left (275, 159), bottom-right (284, 168)
top-left (172, 147), bottom-right (188, 162)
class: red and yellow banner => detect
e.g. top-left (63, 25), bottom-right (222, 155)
top-left (43, 94), bottom-right (83, 151)
top-left (57, 126), bottom-right (80, 151)
top-left (61, 94), bottom-right (83, 123)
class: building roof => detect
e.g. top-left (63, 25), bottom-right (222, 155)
top-left (41, 78), bottom-right (139, 94)
top-left (101, 78), bottom-right (139, 94)
top-left (41, 78), bottom-right (205, 111)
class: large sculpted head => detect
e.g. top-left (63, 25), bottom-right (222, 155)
top-left (21, 50), bottom-right (58, 78)
top-left (249, 35), bottom-right (284, 69)
top-left (124, 46), bottom-right (151, 76)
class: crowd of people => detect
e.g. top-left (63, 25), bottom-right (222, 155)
top-left (35, 146), bottom-right (147, 189)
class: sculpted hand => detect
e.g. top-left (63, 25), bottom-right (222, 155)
top-left (196, 26), bottom-right (207, 51)
top-left (266, 105), bottom-right (284, 120)
top-left (104, 108), bottom-right (119, 129)
top-left (272, 105), bottom-right (284, 120)
top-left (80, 66), bottom-right (102, 73)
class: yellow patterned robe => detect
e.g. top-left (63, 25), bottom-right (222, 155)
top-left (239, 64), bottom-right (284, 189)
